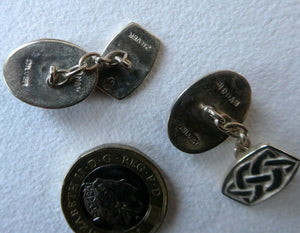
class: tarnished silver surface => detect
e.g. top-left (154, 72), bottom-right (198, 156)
top-left (222, 144), bottom-right (300, 205)
top-left (3, 39), bottom-right (98, 108)
top-left (168, 71), bottom-right (251, 153)
top-left (98, 23), bottom-right (161, 99)
top-left (61, 144), bottom-right (168, 233)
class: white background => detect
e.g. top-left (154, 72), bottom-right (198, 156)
top-left (0, 0), bottom-right (299, 232)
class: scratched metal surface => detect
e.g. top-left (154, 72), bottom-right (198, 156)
top-left (98, 23), bottom-right (160, 99)
top-left (168, 71), bottom-right (251, 153)
top-left (3, 39), bottom-right (97, 108)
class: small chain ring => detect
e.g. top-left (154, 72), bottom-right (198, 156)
top-left (237, 131), bottom-right (251, 149)
top-left (222, 121), bottom-right (248, 138)
top-left (105, 50), bottom-right (132, 70)
top-left (63, 64), bottom-right (88, 78)
top-left (234, 134), bottom-right (251, 157)
top-left (47, 66), bottom-right (70, 87)
top-left (95, 56), bottom-right (113, 66)
top-left (47, 50), bottom-right (132, 89)
top-left (203, 105), bottom-right (249, 139)
top-left (214, 114), bottom-right (233, 132)
top-left (202, 105), bottom-right (226, 124)
top-left (202, 105), bottom-right (251, 157)
top-left (239, 132), bottom-right (248, 146)
top-left (78, 52), bottom-right (102, 71)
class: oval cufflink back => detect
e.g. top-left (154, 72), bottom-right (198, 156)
top-left (168, 70), bottom-right (251, 153)
top-left (3, 39), bottom-right (98, 108)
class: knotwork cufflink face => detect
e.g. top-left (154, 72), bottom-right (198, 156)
top-left (223, 144), bottom-right (299, 205)
top-left (168, 70), bottom-right (299, 205)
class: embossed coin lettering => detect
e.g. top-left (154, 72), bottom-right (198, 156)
top-left (168, 71), bottom-right (251, 153)
top-left (61, 145), bottom-right (167, 233)
top-left (3, 39), bottom-right (98, 108)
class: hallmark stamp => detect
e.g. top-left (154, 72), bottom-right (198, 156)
top-left (74, 76), bottom-right (82, 92)
top-left (128, 32), bottom-right (152, 51)
top-left (178, 125), bottom-right (200, 146)
top-left (216, 80), bottom-right (241, 107)
top-left (22, 58), bottom-right (33, 87)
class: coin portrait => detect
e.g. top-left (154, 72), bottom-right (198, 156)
top-left (61, 145), bottom-right (168, 233)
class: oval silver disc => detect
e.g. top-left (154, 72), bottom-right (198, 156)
top-left (3, 39), bottom-right (98, 108)
top-left (98, 23), bottom-right (160, 99)
top-left (168, 71), bottom-right (251, 154)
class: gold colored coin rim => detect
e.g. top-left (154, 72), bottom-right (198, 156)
top-left (61, 144), bottom-right (168, 233)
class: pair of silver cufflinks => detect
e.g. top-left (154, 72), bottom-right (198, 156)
top-left (3, 23), bottom-right (299, 209)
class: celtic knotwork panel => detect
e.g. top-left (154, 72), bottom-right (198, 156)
top-left (222, 145), bottom-right (299, 205)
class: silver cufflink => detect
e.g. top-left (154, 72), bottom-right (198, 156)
top-left (168, 70), bottom-right (299, 205)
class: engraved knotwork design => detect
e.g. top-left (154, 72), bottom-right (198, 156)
top-left (82, 178), bottom-right (146, 228)
top-left (222, 146), bottom-right (299, 205)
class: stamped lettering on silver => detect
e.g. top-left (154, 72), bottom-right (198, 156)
top-left (216, 80), bottom-right (241, 107)
top-left (74, 75), bottom-right (82, 92)
top-left (98, 23), bottom-right (160, 99)
top-left (168, 71), bottom-right (251, 153)
top-left (128, 32), bottom-right (152, 51)
top-left (178, 125), bottom-right (200, 146)
top-left (22, 58), bottom-right (33, 87)
top-left (3, 39), bottom-right (98, 108)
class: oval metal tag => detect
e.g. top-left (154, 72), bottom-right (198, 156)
top-left (98, 23), bottom-right (161, 99)
top-left (168, 71), bottom-right (251, 153)
top-left (3, 39), bottom-right (98, 108)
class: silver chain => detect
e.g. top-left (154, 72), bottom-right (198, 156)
top-left (47, 50), bottom-right (132, 87)
top-left (202, 105), bottom-right (251, 157)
